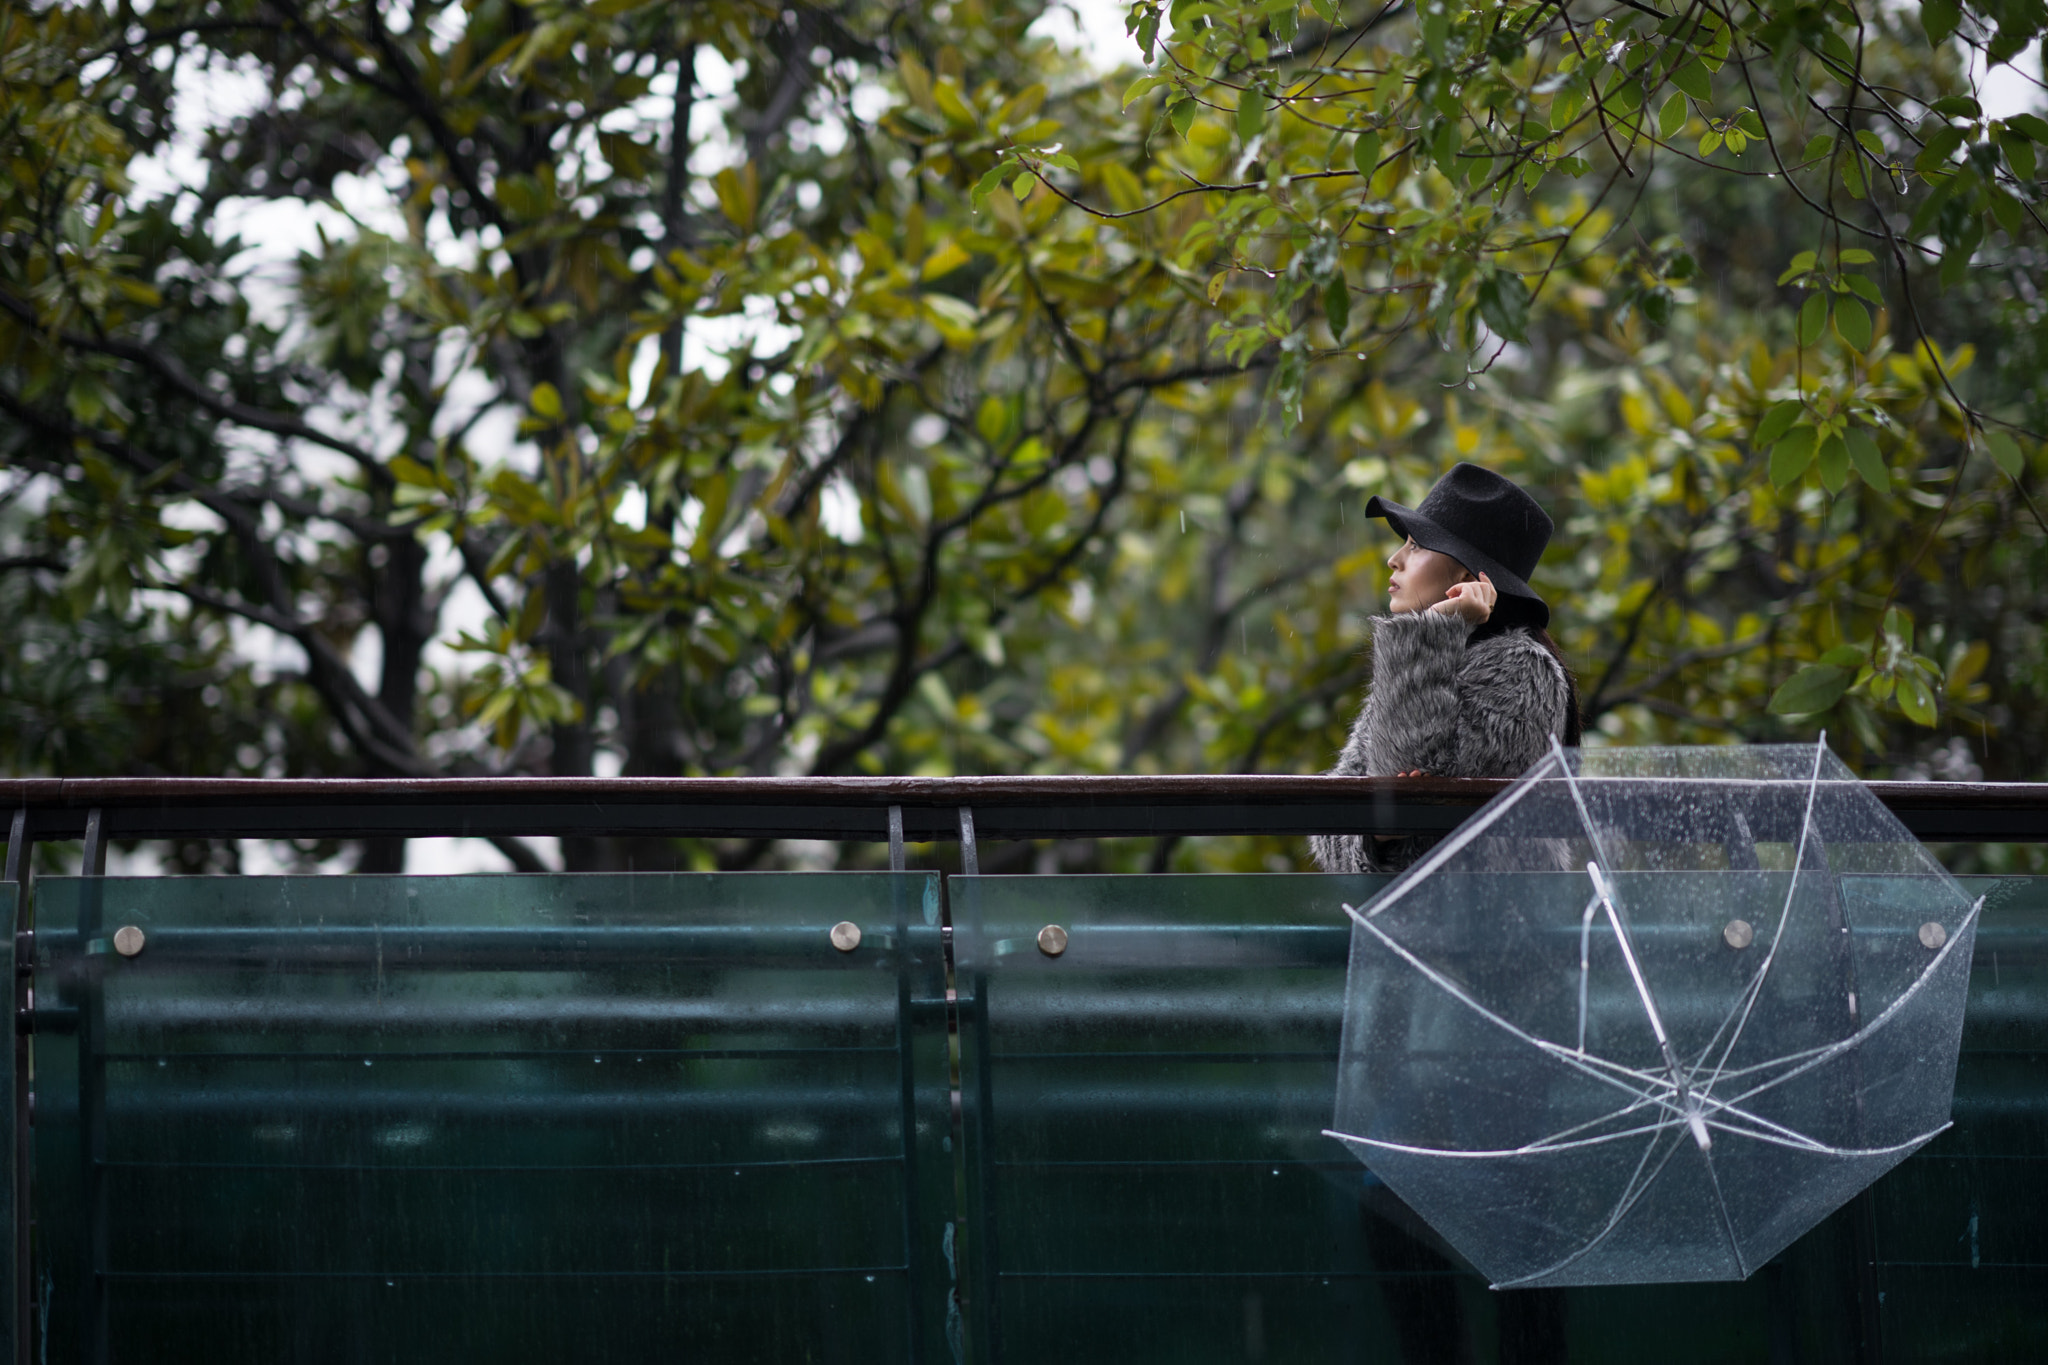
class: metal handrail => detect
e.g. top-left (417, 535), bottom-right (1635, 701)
top-left (6, 773), bottom-right (2048, 840)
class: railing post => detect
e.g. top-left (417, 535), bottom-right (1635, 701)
top-left (891, 870), bottom-right (926, 1364)
top-left (951, 815), bottom-right (997, 1360)
top-left (77, 810), bottom-right (108, 1365)
top-left (3, 807), bottom-right (25, 1365)
top-left (889, 805), bottom-right (905, 873)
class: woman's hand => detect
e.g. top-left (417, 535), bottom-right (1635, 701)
top-left (1428, 571), bottom-right (1495, 625)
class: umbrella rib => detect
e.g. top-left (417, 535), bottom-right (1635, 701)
top-left (1489, 1125), bottom-right (1688, 1290)
top-left (1692, 734), bottom-right (1831, 1104)
top-left (1710, 895), bottom-right (1982, 1115)
top-left (1699, 1117), bottom-right (1952, 1159)
top-left (1586, 863), bottom-right (1697, 1114)
top-left (1323, 1114), bottom-right (1695, 1160)
top-left (1344, 907), bottom-right (1684, 1115)
top-left (1689, 1092), bottom-right (1850, 1150)
top-left (1684, 1040), bottom-right (1839, 1088)
top-left (1551, 737), bottom-right (1712, 1152)
top-left (1514, 1091), bottom-right (1668, 1153)
top-left (1576, 891), bottom-right (1601, 1057)
top-left (1698, 1132), bottom-right (1749, 1279)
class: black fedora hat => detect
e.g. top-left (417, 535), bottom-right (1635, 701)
top-left (1364, 463), bottom-right (1553, 627)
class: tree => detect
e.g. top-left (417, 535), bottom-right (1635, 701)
top-left (2, 0), bottom-right (2044, 875)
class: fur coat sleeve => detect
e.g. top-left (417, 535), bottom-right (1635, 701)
top-left (1310, 612), bottom-right (1569, 875)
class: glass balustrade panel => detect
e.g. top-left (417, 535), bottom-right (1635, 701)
top-left (31, 872), bottom-right (950, 1364)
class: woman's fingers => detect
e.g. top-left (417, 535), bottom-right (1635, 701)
top-left (1430, 577), bottom-right (1494, 623)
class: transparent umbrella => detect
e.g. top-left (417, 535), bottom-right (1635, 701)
top-left (1326, 739), bottom-right (1980, 1288)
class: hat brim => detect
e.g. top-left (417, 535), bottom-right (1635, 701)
top-left (1364, 495), bottom-right (1549, 629)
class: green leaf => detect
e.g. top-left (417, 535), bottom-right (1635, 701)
top-left (1834, 297), bottom-right (1874, 351)
top-left (976, 395), bottom-right (1012, 443)
top-left (1770, 425), bottom-right (1818, 485)
top-left (971, 162), bottom-right (1012, 204)
top-left (1420, 7), bottom-right (1449, 59)
top-left (1915, 125), bottom-right (1966, 174)
top-left (1769, 663), bottom-right (1851, 715)
top-left (1698, 129), bottom-right (1723, 156)
top-left (1122, 74), bottom-right (1166, 110)
top-left (1670, 59), bottom-right (1711, 102)
top-left (1896, 671), bottom-right (1938, 726)
top-left (2008, 113), bottom-right (2048, 144)
top-left (1551, 84), bottom-right (1584, 132)
top-left (1324, 277), bottom-right (1350, 341)
top-left (1986, 430), bottom-right (2025, 478)
top-left (1999, 129), bottom-right (2038, 180)
top-left (1776, 249), bottom-right (1817, 285)
top-left (1800, 133), bottom-right (1835, 162)
top-left (1922, 0), bottom-right (1961, 44)
top-left (1884, 606), bottom-right (1914, 651)
top-left (1797, 292), bottom-right (1828, 347)
top-left (713, 164), bottom-right (759, 231)
top-left (1821, 645), bottom-right (1868, 669)
top-left (1169, 98), bottom-right (1196, 140)
top-left (1755, 399), bottom-right (1805, 446)
top-left (1237, 91), bottom-right (1267, 141)
top-left (1430, 120), bottom-right (1460, 176)
top-left (1658, 91), bottom-right (1687, 140)
top-left (1012, 171), bottom-right (1037, 201)
top-left (1352, 130), bottom-right (1382, 180)
top-left (530, 382), bottom-right (563, 420)
top-left (1817, 434), bottom-right (1850, 492)
top-left (1476, 272), bottom-right (1532, 343)
top-left (1928, 95), bottom-right (1981, 119)
top-left (1840, 155), bottom-right (1867, 200)
top-left (1846, 429), bottom-right (1889, 492)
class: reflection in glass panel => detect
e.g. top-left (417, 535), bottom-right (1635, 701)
top-left (953, 874), bottom-right (1460, 1359)
top-left (949, 872), bottom-right (2047, 1363)
top-left (32, 873), bottom-right (949, 1363)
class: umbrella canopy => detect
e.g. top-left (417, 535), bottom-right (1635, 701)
top-left (1326, 739), bottom-right (1980, 1288)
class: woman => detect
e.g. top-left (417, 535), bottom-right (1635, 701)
top-left (1312, 461), bottom-right (1581, 876)
top-left (1318, 462), bottom-right (1580, 1365)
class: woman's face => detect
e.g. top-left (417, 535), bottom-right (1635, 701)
top-left (1387, 539), bottom-right (1473, 614)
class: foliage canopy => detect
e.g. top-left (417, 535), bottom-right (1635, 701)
top-left (1, 0), bottom-right (2043, 870)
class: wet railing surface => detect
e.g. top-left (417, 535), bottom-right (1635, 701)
top-left (3, 777), bottom-right (2047, 1363)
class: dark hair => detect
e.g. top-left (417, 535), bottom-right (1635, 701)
top-left (1473, 600), bottom-right (1584, 748)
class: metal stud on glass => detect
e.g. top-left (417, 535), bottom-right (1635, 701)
top-left (1036, 924), bottom-right (1068, 957)
top-left (830, 921), bottom-right (862, 953)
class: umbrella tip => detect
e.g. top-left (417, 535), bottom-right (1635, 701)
top-left (1687, 1110), bottom-right (1713, 1152)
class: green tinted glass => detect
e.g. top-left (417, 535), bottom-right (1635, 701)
top-left (949, 873), bottom-right (2048, 1363)
top-left (32, 873), bottom-right (950, 1362)
top-left (951, 873), bottom-right (1414, 1358)
top-left (17, 868), bottom-right (2046, 1363)
top-left (1874, 876), bottom-right (2048, 1358)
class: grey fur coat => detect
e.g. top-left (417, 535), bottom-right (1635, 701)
top-left (1310, 611), bottom-right (1570, 875)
